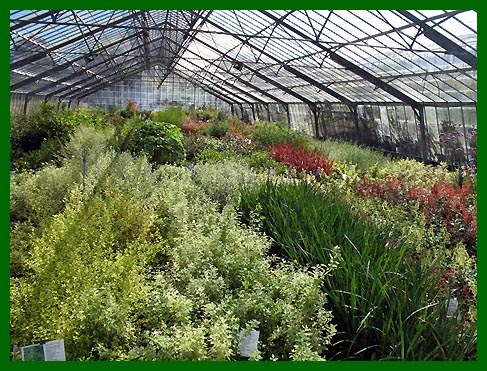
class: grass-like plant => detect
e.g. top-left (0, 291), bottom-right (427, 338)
top-left (239, 180), bottom-right (476, 360)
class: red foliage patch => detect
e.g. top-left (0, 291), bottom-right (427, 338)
top-left (181, 121), bottom-right (207, 135)
top-left (269, 143), bottom-right (334, 176)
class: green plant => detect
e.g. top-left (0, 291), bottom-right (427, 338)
top-left (244, 150), bottom-right (287, 175)
top-left (207, 121), bottom-right (230, 139)
top-left (154, 106), bottom-right (186, 126)
top-left (10, 102), bottom-right (79, 170)
top-left (313, 138), bottom-right (391, 172)
top-left (251, 121), bottom-right (310, 149)
top-left (126, 120), bottom-right (185, 165)
top-left (181, 134), bottom-right (220, 162)
top-left (191, 160), bottom-right (259, 209)
top-left (239, 180), bottom-right (476, 360)
top-left (11, 152), bottom-right (337, 361)
top-left (195, 148), bottom-right (239, 164)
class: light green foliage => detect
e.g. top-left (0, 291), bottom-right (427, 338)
top-left (182, 134), bottom-right (221, 161)
top-left (11, 153), bottom-right (336, 361)
top-left (10, 104), bottom-right (110, 170)
top-left (60, 125), bottom-right (114, 168)
top-left (373, 158), bottom-right (456, 186)
top-left (244, 150), bottom-right (287, 175)
top-left (153, 106), bottom-right (186, 126)
top-left (313, 138), bottom-right (391, 172)
top-left (196, 148), bottom-right (240, 164)
top-left (252, 121), bottom-right (311, 149)
top-left (191, 160), bottom-right (260, 209)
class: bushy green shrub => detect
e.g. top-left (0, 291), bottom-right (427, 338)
top-left (313, 138), bottom-right (391, 172)
top-left (207, 121), bottom-right (230, 138)
top-left (10, 104), bottom-right (111, 171)
top-left (192, 160), bottom-right (259, 209)
top-left (125, 120), bottom-right (185, 165)
top-left (181, 134), bottom-right (220, 161)
top-left (195, 148), bottom-right (239, 164)
top-left (372, 158), bottom-right (455, 186)
top-left (10, 102), bottom-right (76, 170)
top-left (154, 106), bottom-right (186, 126)
top-left (11, 154), bottom-right (337, 361)
top-left (244, 150), bottom-right (287, 175)
top-left (251, 121), bottom-right (310, 149)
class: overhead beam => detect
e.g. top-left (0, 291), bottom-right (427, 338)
top-left (66, 64), bottom-right (147, 101)
top-left (181, 60), bottom-right (267, 104)
top-left (259, 10), bottom-right (420, 108)
top-left (11, 11), bottom-right (145, 69)
top-left (177, 64), bottom-right (256, 104)
top-left (41, 54), bottom-right (143, 100)
top-left (11, 29), bottom-right (146, 91)
top-left (10, 10), bottom-right (60, 32)
top-left (396, 10), bottom-right (476, 69)
top-left (29, 30), bottom-right (185, 99)
top-left (198, 15), bottom-right (352, 106)
top-left (183, 35), bottom-right (294, 105)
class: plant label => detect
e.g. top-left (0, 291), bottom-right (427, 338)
top-left (43, 339), bottom-right (66, 361)
top-left (239, 329), bottom-right (259, 357)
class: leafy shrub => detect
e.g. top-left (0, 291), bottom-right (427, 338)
top-left (10, 102), bottom-right (78, 170)
top-left (251, 121), bottom-right (310, 149)
top-left (356, 177), bottom-right (477, 254)
top-left (11, 154), bottom-right (336, 360)
top-left (191, 160), bottom-right (259, 208)
top-left (126, 120), bottom-right (185, 165)
top-left (154, 106), bottom-right (186, 126)
top-left (207, 121), bottom-right (230, 139)
top-left (244, 150), bottom-right (287, 175)
top-left (313, 138), bottom-right (391, 172)
top-left (195, 148), bottom-right (239, 164)
top-left (219, 132), bottom-right (255, 155)
top-left (373, 159), bottom-right (455, 187)
top-left (239, 180), bottom-right (476, 360)
top-left (181, 134), bottom-right (220, 161)
top-left (269, 143), bottom-right (334, 176)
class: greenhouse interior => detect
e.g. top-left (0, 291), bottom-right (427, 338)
top-left (10, 10), bottom-right (477, 361)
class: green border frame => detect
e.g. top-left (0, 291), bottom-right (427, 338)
top-left (3, 3), bottom-right (481, 370)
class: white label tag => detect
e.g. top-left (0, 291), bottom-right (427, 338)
top-left (239, 329), bottom-right (260, 357)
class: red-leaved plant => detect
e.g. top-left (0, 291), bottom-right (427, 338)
top-left (268, 143), bottom-right (334, 176)
top-left (356, 176), bottom-right (477, 253)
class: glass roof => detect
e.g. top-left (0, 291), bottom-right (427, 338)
top-left (10, 10), bottom-right (477, 106)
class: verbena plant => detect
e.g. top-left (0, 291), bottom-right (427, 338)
top-left (239, 180), bottom-right (476, 360)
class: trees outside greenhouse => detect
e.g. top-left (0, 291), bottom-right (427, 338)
top-left (10, 10), bottom-right (476, 361)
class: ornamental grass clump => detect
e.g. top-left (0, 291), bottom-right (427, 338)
top-left (239, 180), bottom-right (476, 360)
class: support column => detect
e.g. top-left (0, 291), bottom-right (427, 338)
top-left (266, 104), bottom-right (271, 122)
top-left (348, 104), bottom-right (360, 143)
top-left (285, 104), bottom-right (291, 125)
top-left (23, 96), bottom-right (31, 114)
top-left (310, 104), bottom-right (320, 139)
top-left (239, 103), bottom-right (244, 120)
top-left (251, 104), bottom-right (256, 122)
top-left (413, 105), bottom-right (429, 161)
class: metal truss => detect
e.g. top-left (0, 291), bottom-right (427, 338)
top-left (11, 10), bottom-right (476, 110)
